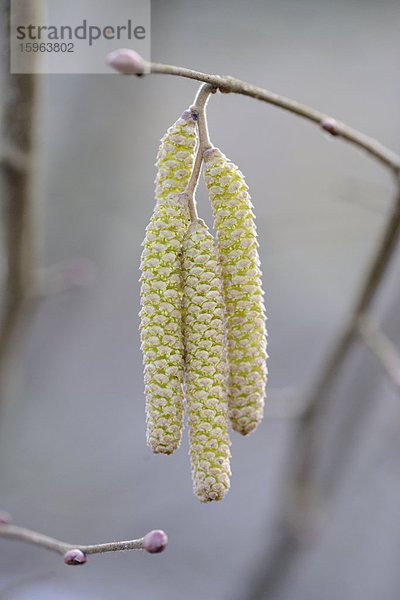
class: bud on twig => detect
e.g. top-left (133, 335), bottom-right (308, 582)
top-left (143, 529), bottom-right (168, 553)
top-left (320, 117), bottom-right (339, 136)
top-left (107, 48), bottom-right (146, 75)
top-left (0, 511), bottom-right (11, 524)
top-left (64, 548), bottom-right (87, 566)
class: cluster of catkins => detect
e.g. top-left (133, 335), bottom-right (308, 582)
top-left (140, 108), bottom-right (267, 502)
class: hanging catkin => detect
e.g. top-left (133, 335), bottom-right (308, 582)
top-left (203, 147), bottom-right (267, 436)
top-left (182, 219), bottom-right (231, 502)
top-left (155, 110), bottom-right (198, 201)
top-left (140, 111), bottom-right (197, 454)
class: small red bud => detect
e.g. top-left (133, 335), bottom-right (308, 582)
top-left (143, 530), bottom-right (168, 554)
top-left (107, 48), bottom-right (146, 75)
top-left (321, 117), bottom-right (339, 136)
top-left (63, 548), bottom-right (87, 566)
top-left (0, 511), bottom-right (11, 524)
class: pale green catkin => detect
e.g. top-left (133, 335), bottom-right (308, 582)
top-left (140, 111), bottom-right (197, 454)
top-left (203, 148), bottom-right (267, 436)
top-left (155, 110), bottom-right (198, 201)
top-left (182, 219), bottom-right (231, 502)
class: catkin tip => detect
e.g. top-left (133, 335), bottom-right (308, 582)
top-left (231, 420), bottom-right (258, 436)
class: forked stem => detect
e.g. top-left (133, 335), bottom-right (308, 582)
top-left (183, 83), bottom-right (215, 221)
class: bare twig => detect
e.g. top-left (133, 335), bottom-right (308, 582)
top-left (243, 187), bottom-right (400, 600)
top-left (357, 314), bottom-right (400, 392)
top-left (302, 187), bottom-right (400, 420)
top-left (0, 520), bottom-right (168, 564)
top-left (181, 145), bottom-right (201, 221)
top-left (107, 52), bottom-right (400, 177)
top-left (148, 63), bottom-right (400, 176)
top-left (190, 83), bottom-right (214, 155)
top-left (181, 83), bottom-right (215, 221)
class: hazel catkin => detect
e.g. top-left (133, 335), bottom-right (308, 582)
top-left (155, 110), bottom-right (198, 201)
top-left (140, 111), bottom-right (198, 455)
top-left (182, 219), bottom-right (231, 502)
top-left (203, 147), bottom-right (267, 436)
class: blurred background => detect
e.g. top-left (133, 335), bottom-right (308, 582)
top-left (1, 0), bottom-right (400, 598)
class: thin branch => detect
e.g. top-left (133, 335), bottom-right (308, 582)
top-left (0, 521), bottom-right (168, 564)
top-left (0, 523), bottom-right (143, 555)
top-left (305, 188), bottom-right (400, 411)
top-left (181, 83), bottom-right (215, 221)
top-left (148, 62), bottom-right (400, 176)
top-left (190, 83), bottom-right (214, 155)
top-left (182, 147), bottom-right (201, 221)
top-left (244, 187), bottom-right (400, 600)
top-left (357, 314), bottom-right (400, 392)
top-left (107, 52), bottom-right (400, 177)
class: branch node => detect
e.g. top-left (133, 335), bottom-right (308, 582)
top-left (320, 117), bottom-right (339, 137)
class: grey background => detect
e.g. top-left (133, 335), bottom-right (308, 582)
top-left (1, 0), bottom-right (400, 598)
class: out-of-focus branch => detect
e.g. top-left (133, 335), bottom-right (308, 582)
top-left (107, 50), bottom-right (400, 177)
top-left (0, 0), bottom-right (39, 403)
top-left (244, 186), bottom-right (400, 600)
top-left (357, 315), bottom-right (400, 392)
top-left (0, 516), bottom-right (168, 565)
top-left (299, 185), bottom-right (400, 462)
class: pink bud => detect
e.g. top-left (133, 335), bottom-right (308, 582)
top-left (63, 548), bottom-right (87, 566)
top-left (107, 48), bottom-right (146, 75)
top-left (0, 511), bottom-right (11, 524)
top-left (321, 117), bottom-right (339, 136)
top-left (143, 530), bottom-right (168, 554)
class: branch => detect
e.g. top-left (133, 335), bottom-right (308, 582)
top-left (0, 0), bottom-right (39, 405)
top-left (357, 314), bottom-right (400, 392)
top-left (107, 50), bottom-right (400, 177)
top-left (0, 515), bottom-right (168, 565)
top-left (304, 189), bottom-right (400, 412)
top-left (179, 83), bottom-right (215, 221)
top-left (243, 188), bottom-right (400, 600)
top-left (190, 83), bottom-right (214, 155)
